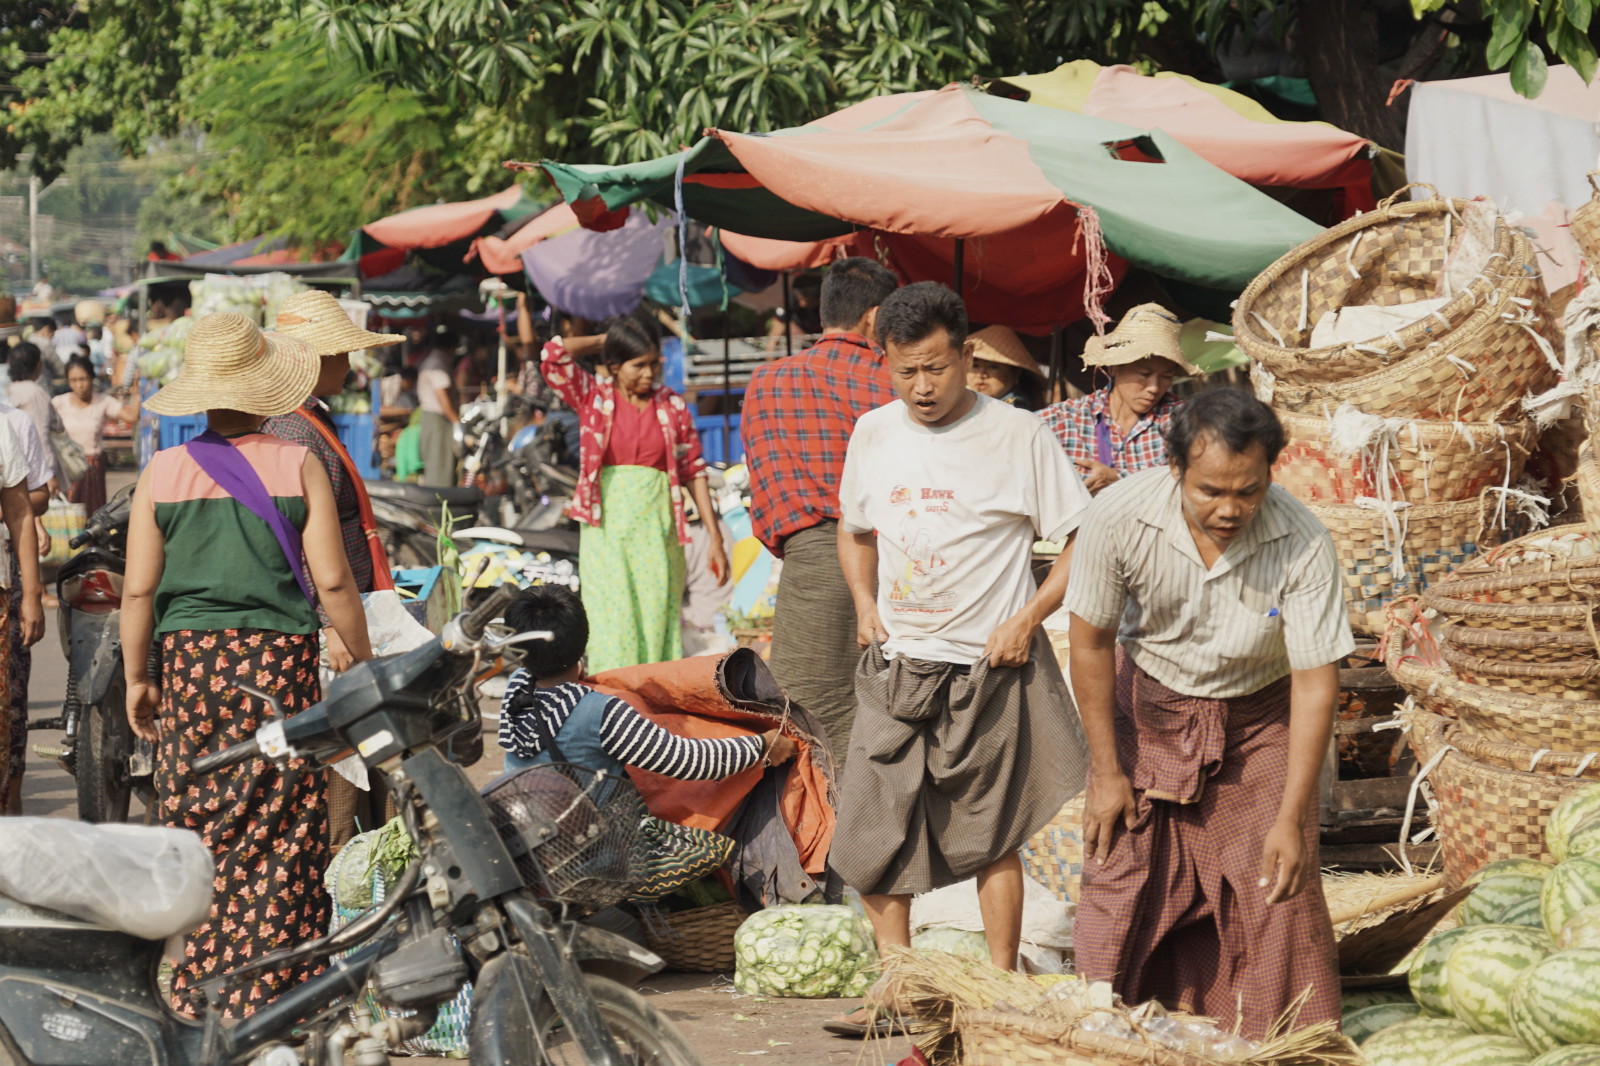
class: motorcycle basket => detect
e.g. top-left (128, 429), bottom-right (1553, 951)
top-left (483, 762), bottom-right (650, 912)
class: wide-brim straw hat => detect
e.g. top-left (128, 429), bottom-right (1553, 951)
top-left (965, 324), bottom-right (1044, 381)
top-left (274, 288), bottom-right (403, 357)
top-left (145, 312), bottom-right (319, 417)
top-left (1082, 302), bottom-right (1203, 376)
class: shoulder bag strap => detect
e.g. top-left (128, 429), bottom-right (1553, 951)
top-left (298, 408), bottom-right (395, 591)
top-left (184, 430), bottom-right (316, 606)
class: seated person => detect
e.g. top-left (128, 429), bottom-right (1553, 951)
top-left (499, 584), bottom-right (796, 777)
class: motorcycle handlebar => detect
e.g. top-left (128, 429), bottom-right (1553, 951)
top-left (460, 583), bottom-right (519, 643)
top-left (191, 737), bottom-right (261, 775)
top-left (68, 531), bottom-right (91, 550)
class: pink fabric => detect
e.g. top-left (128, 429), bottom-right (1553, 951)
top-left (1426, 64), bottom-right (1600, 116)
top-left (1082, 65), bottom-right (1369, 189)
top-left (601, 395), bottom-right (669, 472)
top-left (539, 340), bottom-right (706, 544)
top-left (717, 231), bottom-right (868, 272)
top-left (362, 186), bottom-right (525, 250)
top-left (469, 202), bottom-right (580, 274)
top-left (52, 392), bottom-right (120, 457)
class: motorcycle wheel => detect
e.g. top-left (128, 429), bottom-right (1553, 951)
top-left (77, 679), bottom-right (133, 824)
top-left (472, 964), bottom-right (703, 1066)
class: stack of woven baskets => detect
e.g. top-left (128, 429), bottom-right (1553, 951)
top-left (1386, 505), bottom-right (1600, 886)
top-left (1234, 186), bottom-right (1560, 637)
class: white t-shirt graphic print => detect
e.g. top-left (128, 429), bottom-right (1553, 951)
top-left (839, 393), bottom-right (1091, 665)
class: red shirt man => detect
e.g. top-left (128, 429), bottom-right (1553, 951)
top-left (742, 258), bottom-right (898, 769)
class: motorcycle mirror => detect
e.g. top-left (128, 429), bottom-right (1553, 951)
top-left (234, 681), bottom-right (287, 722)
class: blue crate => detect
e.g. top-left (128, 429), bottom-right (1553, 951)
top-left (693, 413), bottom-right (743, 465)
top-left (331, 413), bottom-right (379, 480)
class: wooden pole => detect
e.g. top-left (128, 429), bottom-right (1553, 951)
top-left (781, 271), bottom-right (793, 359)
top-left (722, 331), bottom-right (731, 461)
top-left (1049, 325), bottom-right (1063, 404)
top-left (952, 237), bottom-right (965, 297)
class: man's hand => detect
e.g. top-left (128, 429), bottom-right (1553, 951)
top-left (19, 589), bottom-right (43, 646)
top-left (1083, 770), bottom-right (1138, 864)
top-left (324, 627), bottom-right (354, 673)
top-left (126, 679), bottom-right (160, 742)
top-left (1258, 815), bottom-right (1309, 904)
top-left (1073, 458), bottom-right (1119, 494)
top-left (856, 603), bottom-right (888, 648)
top-left (983, 611), bottom-right (1035, 668)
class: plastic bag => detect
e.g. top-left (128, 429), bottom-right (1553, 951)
top-left (909, 873), bottom-right (1074, 951)
top-left (362, 589), bottom-right (436, 658)
top-left (0, 817), bottom-right (213, 940)
top-left (733, 905), bottom-right (878, 998)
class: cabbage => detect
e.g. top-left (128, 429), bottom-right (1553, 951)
top-left (911, 926), bottom-right (990, 960)
top-left (733, 905), bottom-right (878, 998)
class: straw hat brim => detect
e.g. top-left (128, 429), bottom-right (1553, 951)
top-left (145, 332), bottom-right (320, 417)
top-left (279, 317), bottom-right (405, 358)
top-left (967, 327), bottom-right (1045, 381)
top-left (1082, 336), bottom-right (1203, 377)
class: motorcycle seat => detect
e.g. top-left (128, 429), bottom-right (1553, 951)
top-left (0, 818), bottom-right (215, 941)
top-left (367, 481), bottom-right (484, 509)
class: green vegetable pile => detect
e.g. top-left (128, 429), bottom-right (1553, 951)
top-left (733, 904), bottom-right (877, 999)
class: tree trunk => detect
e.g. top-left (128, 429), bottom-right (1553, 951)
top-left (1293, 0), bottom-right (1412, 150)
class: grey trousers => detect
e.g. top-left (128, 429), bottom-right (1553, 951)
top-left (419, 411), bottom-right (456, 487)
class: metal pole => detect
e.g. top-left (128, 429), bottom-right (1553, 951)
top-left (722, 332), bottom-right (731, 460)
top-left (952, 237), bottom-right (965, 297)
top-left (28, 175), bottom-right (39, 285)
top-left (1049, 325), bottom-right (1063, 404)
top-left (781, 272), bottom-right (793, 359)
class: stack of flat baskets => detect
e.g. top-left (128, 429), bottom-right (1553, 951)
top-left (1385, 517), bottom-right (1600, 885)
top-left (1235, 185), bottom-right (1560, 636)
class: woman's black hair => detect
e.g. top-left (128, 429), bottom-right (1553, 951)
top-left (9, 343), bottom-right (40, 381)
top-left (1164, 386), bottom-right (1286, 476)
top-left (505, 584), bottom-right (588, 680)
top-left (600, 311), bottom-right (660, 370)
top-left (65, 354), bottom-right (95, 380)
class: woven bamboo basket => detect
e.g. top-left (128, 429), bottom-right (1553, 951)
top-left (1018, 793), bottom-right (1085, 903)
top-left (1380, 598), bottom-right (1446, 706)
top-left (1570, 172), bottom-right (1600, 265)
top-left (1452, 525), bottom-right (1600, 578)
top-left (1580, 434), bottom-right (1600, 541)
top-left (1410, 712), bottom-right (1595, 885)
top-left (1235, 190), bottom-right (1535, 385)
top-left (1310, 498), bottom-right (1499, 637)
top-left (1273, 410), bottom-right (1535, 505)
top-left (641, 900), bottom-right (746, 973)
top-left (1445, 722), bottom-right (1600, 781)
top-left (956, 1009), bottom-right (1210, 1066)
top-left (1249, 226), bottom-right (1558, 422)
top-left (1420, 565), bottom-right (1600, 634)
top-left (1439, 619), bottom-right (1599, 664)
top-left (1426, 671), bottom-right (1600, 750)
top-left (1439, 642), bottom-right (1600, 699)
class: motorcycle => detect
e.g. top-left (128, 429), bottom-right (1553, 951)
top-left (366, 482), bottom-right (485, 569)
top-left (0, 584), bottom-right (702, 1065)
top-left (32, 485), bottom-right (154, 823)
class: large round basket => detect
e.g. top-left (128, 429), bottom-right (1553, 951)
top-left (1235, 191), bottom-right (1537, 385)
top-left (1310, 497), bottom-right (1499, 638)
top-left (1570, 172), bottom-right (1600, 266)
top-left (641, 900), bottom-right (746, 973)
top-left (1439, 619), bottom-right (1598, 665)
top-left (1409, 712), bottom-right (1594, 885)
top-left (1439, 642), bottom-right (1600, 699)
top-left (1273, 410), bottom-right (1535, 506)
top-left (1452, 525), bottom-right (1600, 578)
top-left (1579, 430), bottom-right (1600, 541)
top-left (1428, 671), bottom-right (1600, 750)
top-left (1421, 565), bottom-right (1600, 634)
top-left (956, 1009), bottom-right (1211, 1066)
top-left (1380, 599), bottom-right (1443, 704)
top-left (1018, 793), bottom-right (1085, 903)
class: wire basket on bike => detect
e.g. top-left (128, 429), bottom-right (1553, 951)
top-left (482, 762), bottom-right (651, 912)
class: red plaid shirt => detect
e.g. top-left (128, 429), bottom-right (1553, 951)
top-left (744, 332), bottom-right (894, 554)
top-left (1038, 386), bottom-right (1181, 477)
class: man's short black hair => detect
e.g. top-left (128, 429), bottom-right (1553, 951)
top-left (819, 257), bottom-right (898, 331)
top-left (9, 343), bottom-right (40, 381)
top-left (505, 584), bottom-right (588, 680)
top-left (874, 281), bottom-right (968, 351)
top-left (1165, 387), bottom-right (1285, 476)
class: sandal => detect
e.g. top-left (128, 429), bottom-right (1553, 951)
top-left (822, 1008), bottom-right (912, 1039)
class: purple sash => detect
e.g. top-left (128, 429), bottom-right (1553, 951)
top-left (1095, 415), bottom-right (1116, 467)
top-left (184, 430), bottom-right (316, 606)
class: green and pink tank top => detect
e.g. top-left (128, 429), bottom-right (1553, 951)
top-left (148, 432), bottom-right (318, 635)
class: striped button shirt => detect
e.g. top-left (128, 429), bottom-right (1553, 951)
top-left (498, 676), bottom-right (764, 779)
top-left (1064, 466), bottom-right (1355, 699)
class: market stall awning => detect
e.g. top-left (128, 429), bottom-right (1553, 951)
top-left (531, 84), bottom-right (1322, 331)
top-left (522, 207), bottom-right (673, 321)
top-left (991, 62), bottom-right (1376, 206)
top-left (161, 237), bottom-right (353, 279)
top-left (469, 202), bottom-right (582, 275)
top-left (349, 185), bottom-right (543, 278)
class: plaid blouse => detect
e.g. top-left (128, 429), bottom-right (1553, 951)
top-left (743, 332), bottom-right (894, 553)
top-left (262, 401), bottom-right (373, 596)
top-left (1038, 386), bottom-right (1182, 477)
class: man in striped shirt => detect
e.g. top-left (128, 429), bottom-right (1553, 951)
top-left (1065, 388), bottom-right (1353, 1040)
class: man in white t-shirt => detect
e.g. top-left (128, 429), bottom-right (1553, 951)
top-left (826, 284), bottom-right (1090, 1029)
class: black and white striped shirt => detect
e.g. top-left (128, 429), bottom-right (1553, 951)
top-left (498, 675), bottom-right (764, 780)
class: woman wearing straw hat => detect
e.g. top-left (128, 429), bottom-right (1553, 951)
top-left (265, 289), bottom-right (404, 855)
top-left (120, 312), bottom-right (374, 1017)
top-left (1038, 303), bottom-right (1202, 495)
top-left (965, 324), bottom-right (1044, 411)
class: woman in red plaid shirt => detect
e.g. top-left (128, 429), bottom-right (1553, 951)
top-left (1038, 303), bottom-right (1201, 494)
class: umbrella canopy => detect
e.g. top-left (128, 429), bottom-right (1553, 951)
top-left (522, 208), bottom-right (674, 321)
top-left (167, 237), bottom-right (352, 279)
top-left (348, 185), bottom-right (543, 278)
top-left (470, 202), bottom-right (582, 275)
top-left (534, 84), bottom-right (1322, 332)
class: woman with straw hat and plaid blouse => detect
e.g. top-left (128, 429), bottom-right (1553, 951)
top-left (121, 312), bottom-right (373, 1017)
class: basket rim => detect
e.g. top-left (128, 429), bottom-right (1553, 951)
top-left (1440, 642), bottom-right (1600, 680)
top-left (1273, 409), bottom-right (1537, 449)
top-left (1438, 619), bottom-right (1600, 651)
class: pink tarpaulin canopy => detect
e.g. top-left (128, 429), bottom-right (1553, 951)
top-left (469, 202), bottom-right (580, 275)
top-left (362, 185), bottom-right (527, 250)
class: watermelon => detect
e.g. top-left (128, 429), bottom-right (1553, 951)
top-left (1345, 1002), bottom-right (1423, 1045)
top-left (1344, 989), bottom-right (1416, 1012)
top-left (1511, 949), bottom-right (1600, 1053)
top-left (1447, 925), bottom-right (1553, 1034)
top-left (1542, 858), bottom-right (1600, 938)
top-left (1560, 904), bottom-right (1600, 949)
top-left (1567, 816), bottom-right (1600, 862)
top-left (1548, 787), bottom-right (1600, 863)
top-left (1364, 1017), bottom-right (1474, 1066)
top-left (1531, 1046), bottom-right (1600, 1066)
top-left (1412, 926), bottom-right (1475, 1016)
top-left (1461, 874), bottom-right (1547, 925)
top-left (1471, 859), bottom-right (1559, 885)
top-left (1502, 896), bottom-right (1546, 929)
top-left (1427, 1033), bottom-right (1535, 1066)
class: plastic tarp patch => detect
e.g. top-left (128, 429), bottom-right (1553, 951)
top-left (0, 817), bottom-right (214, 940)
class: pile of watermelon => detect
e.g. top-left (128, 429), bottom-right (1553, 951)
top-left (1352, 787), bottom-right (1600, 1066)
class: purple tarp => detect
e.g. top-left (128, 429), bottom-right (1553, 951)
top-left (520, 209), bottom-right (673, 321)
